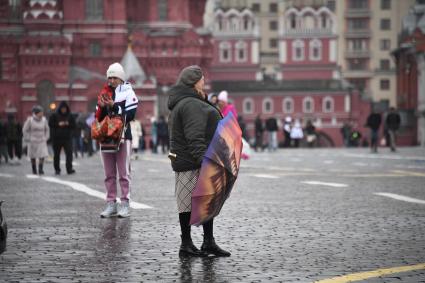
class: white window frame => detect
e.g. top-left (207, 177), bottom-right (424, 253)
top-left (309, 39), bottom-right (322, 61)
top-left (235, 41), bottom-right (248, 62)
top-left (262, 98), bottom-right (273, 114)
top-left (243, 98), bottom-right (254, 114)
top-left (302, 97), bottom-right (314, 113)
top-left (219, 41), bottom-right (232, 63)
top-left (283, 97), bottom-right (294, 113)
top-left (322, 96), bottom-right (334, 113)
top-left (292, 39), bottom-right (305, 61)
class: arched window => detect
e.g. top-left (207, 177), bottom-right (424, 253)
top-left (309, 39), bottom-right (322, 61)
top-left (235, 41), bottom-right (247, 62)
top-left (263, 98), bottom-right (273, 114)
top-left (321, 14), bottom-right (328, 28)
top-left (243, 16), bottom-right (251, 31)
top-left (292, 40), bottom-right (305, 61)
top-left (283, 97), bottom-right (294, 113)
top-left (290, 14), bottom-right (297, 29)
top-left (303, 97), bottom-right (314, 113)
top-left (219, 41), bottom-right (232, 63)
top-left (243, 98), bottom-right (254, 114)
top-left (322, 96), bottom-right (334, 113)
top-left (216, 15), bottom-right (224, 31)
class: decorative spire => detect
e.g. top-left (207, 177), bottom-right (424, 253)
top-left (120, 46), bottom-right (146, 87)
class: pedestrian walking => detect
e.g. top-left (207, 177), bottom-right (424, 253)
top-left (283, 116), bottom-right (292, 148)
top-left (22, 105), bottom-right (49, 175)
top-left (254, 114), bottom-right (264, 151)
top-left (304, 120), bottom-right (316, 148)
top-left (150, 117), bottom-right (158, 153)
top-left (340, 122), bottom-right (352, 147)
top-left (217, 90), bottom-right (237, 118)
top-left (385, 107), bottom-right (401, 152)
top-left (157, 115), bottom-right (169, 154)
top-left (168, 65), bottom-right (230, 257)
top-left (290, 120), bottom-right (304, 148)
top-left (208, 93), bottom-right (218, 107)
top-left (97, 62), bottom-right (138, 218)
top-left (5, 114), bottom-right (22, 163)
top-left (265, 116), bottom-right (278, 151)
top-left (48, 101), bottom-right (76, 175)
top-left (130, 119), bottom-right (142, 159)
top-left (366, 109), bottom-right (382, 153)
top-left (0, 120), bottom-right (9, 164)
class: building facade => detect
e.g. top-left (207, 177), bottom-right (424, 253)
top-left (0, 0), bottom-right (210, 134)
top-left (393, 1), bottom-right (425, 146)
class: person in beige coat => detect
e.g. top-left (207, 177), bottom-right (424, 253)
top-left (22, 105), bottom-right (49, 175)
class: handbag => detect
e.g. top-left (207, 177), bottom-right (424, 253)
top-left (92, 115), bottom-right (124, 142)
top-left (91, 116), bottom-right (109, 141)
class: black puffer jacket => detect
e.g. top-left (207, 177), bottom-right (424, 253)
top-left (168, 84), bottom-right (222, 172)
top-left (48, 101), bottom-right (76, 141)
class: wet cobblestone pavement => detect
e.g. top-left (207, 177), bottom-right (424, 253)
top-left (0, 147), bottom-right (425, 282)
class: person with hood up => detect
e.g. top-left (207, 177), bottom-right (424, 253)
top-left (96, 62), bottom-right (138, 218)
top-left (168, 65), bottom-right (231, 257)
top-left (48, 101), bottom-right (76, 175)
top-left (217, 90), bottom-right (237, 118)
top-left (23, 106), bottom-right (49, 174)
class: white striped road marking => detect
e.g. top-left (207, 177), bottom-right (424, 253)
top-left (252, 174), bottom-right (279, 179)
top-left (323, 160), bottom-right (334, 164)
top-left (374, 193), bottom-right (425, 205)
top-left (26, 174), bottom-right (40, 179)
top-left (302, 181), bottom-right (348, 188)
top-left (0, 173), bottom-right (14, 178)
top-left (33, 176), bottom-right (153, 209)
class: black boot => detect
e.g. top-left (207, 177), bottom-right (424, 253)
top-left (201, 237), bottom-right (231, 257)
top-left (179, 236), bottom-right (206, 257)
top-left (31, 159), bottom-right (37, 175)
top-left (38, 162), bottom-right (44, 175)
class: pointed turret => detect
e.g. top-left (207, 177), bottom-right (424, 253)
top-left (120, 39), bottom-right (147, 87)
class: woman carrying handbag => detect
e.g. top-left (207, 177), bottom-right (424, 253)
top-left (95, 62), bottom-right (138, 218)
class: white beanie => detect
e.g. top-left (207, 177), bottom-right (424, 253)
top-left (218, 90), bottom-right (228, 102)
top-left (106, 62), bottom-right (126, 81)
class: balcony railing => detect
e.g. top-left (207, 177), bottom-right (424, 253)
top-left (345, 9), bottom-right (372, 18)
top-left (345, 50), bottom-right (371, 58)
top-left (282, 28), bottom-right (334, 36)
top-left (345, 29), bottom-right (371, 38)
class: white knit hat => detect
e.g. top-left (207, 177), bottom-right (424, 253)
top-left (106, 62), bottom-right (126, 81)
top-left (218, 90), bottom-right (228, 102)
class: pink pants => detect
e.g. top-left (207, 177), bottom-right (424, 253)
top-left (101, 140), bottom-right (131, 202)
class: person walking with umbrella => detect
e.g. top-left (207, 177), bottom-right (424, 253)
top-left (168, 65), bottom-right (231, 257)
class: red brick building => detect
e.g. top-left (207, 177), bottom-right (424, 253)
top-left (0, 0), bottom-right (371, 147)
top-left (0, 0), bottom-right (209, 132)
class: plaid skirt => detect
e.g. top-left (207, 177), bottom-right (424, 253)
top-left (175, 169), bottom-right (200, 213)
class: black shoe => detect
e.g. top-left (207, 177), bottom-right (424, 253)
top-left (38, 165), bottom-right (44, 175)
top-left (179, 237), bottom-right (207, 257)
top-left (201, 238), bottom-right (231, 257)
top-left (67, 169), bottom-right (76, 175)
top-left (55, 171), bottom-right (60, 175)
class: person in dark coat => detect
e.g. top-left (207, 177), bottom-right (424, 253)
top-left (48, 101), bottom-right (76, 174)
top-left (254, 114), bottom-right (264, 152)
top-left (0, 120), bottom-right (9, 164)
top-left (265, 116), bottom-right (278, 151)
top-left (168, 65), bottom-right (230, 257)
top-left (5, 114), bottom-right (22, 162)
top-left (385, 107), bottom-right (401, 152)
top-left (366, 110), bottom-right (382, 153)
top-left (156, 115), bottom-right (169, 154)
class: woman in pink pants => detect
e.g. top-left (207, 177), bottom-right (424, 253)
top-left (96, 62), bottom-right (139, 218)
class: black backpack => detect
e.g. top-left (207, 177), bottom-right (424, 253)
top-left (0, 200), bottom-right (7, 254)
